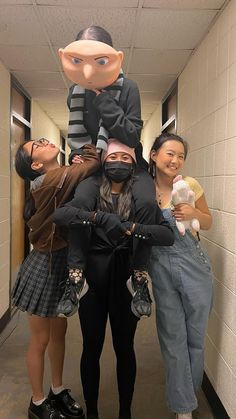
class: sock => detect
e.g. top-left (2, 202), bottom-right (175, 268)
top-left (133, 269), bottom-right (148, 282)
top-left (176, 413), bottom-right (193, 419)
top-left (33, 397), bottom-right (46, 406)
top-left (69, 268), bottom-right (83, 283)
top-left (51, 385), bottom-right (64, 395)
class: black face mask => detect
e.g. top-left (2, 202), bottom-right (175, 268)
top-left (104, 161), bottom-right (133, 183)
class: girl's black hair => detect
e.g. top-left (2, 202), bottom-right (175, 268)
top-left (15, 141), bottom-right (40, 222)
top-left (75, 25), bottom-right (113, 47)
top-left (99, 172), bottom-right (134, 220)
top-left (149, 132), bottom-right (189, 178)
top-left (23, 189), bottom-right (36, 222)
top-left (15, 141), bottom-right (41, 181)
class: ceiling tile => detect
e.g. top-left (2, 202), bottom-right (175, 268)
top-left (140, 92), bottom-right (161, 103)
top-left (38, 6), bottom-right (136, 47)
top-left (131, 74), bottom-right (176, 95)
top-left (143, 0), bottom-right (225, 9)
top-left (135, 9), bottom-right (218, 49)
top-left (0, 0), bottom-right (225, 134)
top-left (129, 48), bottom-right (192, 75)
top-left (36, 0), bottom-right (139, 6)
top-left (38, 102), bottom-right (68, 113)
top-left (0, 45), bottom-right (58, 71)
top-left (0, 0), bottom-right (32, 4)
top-left (12, 71), bottom-right (65, 89)
top-left (0, 5), bottom-right (48, 45)
top-left (29, 88), bottom-right (68, 101)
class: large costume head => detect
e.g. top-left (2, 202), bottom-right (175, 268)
top-left (59, 40), bottom-right (124, 90)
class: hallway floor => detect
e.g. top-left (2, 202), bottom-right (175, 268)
top-left (0, 309), bottom-right (214, 419)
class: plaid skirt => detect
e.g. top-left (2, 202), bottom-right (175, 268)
top-left (12, 247), bottom-right (68, 317)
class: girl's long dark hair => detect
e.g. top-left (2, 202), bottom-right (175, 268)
top-left (149, 132), bottom-right (189, 178)
top-left (15, 141), bottom-right (40, 222)
top-left (99, 173), bottom-right (134, 220)
top-left (75, 25), bottom-right (113, 46)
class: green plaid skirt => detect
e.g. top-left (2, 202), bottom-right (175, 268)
top-left (12, 247), bottom-right (68, 317)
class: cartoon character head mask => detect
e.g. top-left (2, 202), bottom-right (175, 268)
top-left (59, 40), bottom-right (124, 90)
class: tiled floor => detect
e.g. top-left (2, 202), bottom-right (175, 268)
top-left (0, 310), bottom-right (213, 419)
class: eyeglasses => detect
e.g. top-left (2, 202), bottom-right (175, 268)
top-left (30, 138), bottom-right (50, 161)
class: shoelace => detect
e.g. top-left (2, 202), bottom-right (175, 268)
top-left (59, 389), bottom-right (75, 406)
top-left (60, 280), bottom-right (74, 298)
top-left (44, 400), bottom-right (57, 416)
top-left (134, 280), bottom-right (151, 302)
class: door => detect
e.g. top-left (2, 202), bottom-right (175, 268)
top-left (10, 84), bottom-right (31, 291)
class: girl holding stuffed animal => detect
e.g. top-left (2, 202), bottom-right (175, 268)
top-left (148, 132), bottom-right (213, 419)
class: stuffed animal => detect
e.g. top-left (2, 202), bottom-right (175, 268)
top-left (171, 175), bottom-right (200, 236)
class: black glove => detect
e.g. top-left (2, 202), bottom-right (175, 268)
top-left (121, 220), bottom-right (174, 246)
top-left (94, 211), bottom-right (131, 240)
top-left (53, 206), bottom-right (132, 240)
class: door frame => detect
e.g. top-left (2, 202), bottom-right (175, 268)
top-left (9, 76), bottom-right (31, 314)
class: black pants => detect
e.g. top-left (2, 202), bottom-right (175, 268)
top-left (79, 248), bottom-right (138, 418)
top-left (67, 169), bottom-right (157, 270)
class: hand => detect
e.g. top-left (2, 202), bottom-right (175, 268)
top-left (172, 203), bottom-right (197, 221)
top-left (92, 88), bottom-right (105, 96)
top-left (121, 221), bottom-right (134, 236)
top-left (72, 154), bottom-right (84, 164)
top-left (95, 212), bottom-right (132, 240)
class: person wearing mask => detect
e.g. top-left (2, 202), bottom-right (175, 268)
top-left (53, 139), bottom-right (174, 419)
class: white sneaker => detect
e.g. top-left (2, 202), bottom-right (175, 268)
top-left (175, 413), bottom-right (193, 419)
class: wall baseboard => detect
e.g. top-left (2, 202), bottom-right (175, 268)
top-left (0, 309), bottom-right (19, 346)
top-left (202, 372), bottom-right (229, 419)
top-left (0, 309), bottom-right (10, 335)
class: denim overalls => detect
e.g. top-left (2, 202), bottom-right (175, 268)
top-left (148, 209), bottom-right (213, 413)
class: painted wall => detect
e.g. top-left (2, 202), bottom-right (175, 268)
top-left (31, 101), bottom-right (61, 148)
top-left (177, 2), bottom-right (236, 417)
top-left (0, 60), bottom-right (10, 319)
top-left (141, 105), bottom-right (161, 162)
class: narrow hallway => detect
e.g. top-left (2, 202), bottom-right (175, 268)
top-left (0, 309), bottom-right (213, 419)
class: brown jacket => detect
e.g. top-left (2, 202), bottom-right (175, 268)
top-left (28, 144), bottom-right (100, 252)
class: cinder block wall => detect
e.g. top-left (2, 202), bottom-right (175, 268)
top-left (178, 2), bottom-right (236, 417)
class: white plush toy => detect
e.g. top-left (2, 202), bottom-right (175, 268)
top-left (171, 175), bottom-right (200, 236)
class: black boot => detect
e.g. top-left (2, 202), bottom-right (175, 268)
top-left (28, 398), bottom-right (65, 419)
top-left (48, 388), bottom-right (85, 418)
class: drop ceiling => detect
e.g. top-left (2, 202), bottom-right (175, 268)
top-left (0, 0), bottom-right (227, 136)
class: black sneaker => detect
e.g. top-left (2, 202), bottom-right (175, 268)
top-left (87, 416), bottom-right (99, 419)
top-left (48, 389), bottom-right (85, 419)
top-left (28, 398), bottom-right (66, 419)
top-left (127, 272), bottom-right (152, 318)
top-left (56, 277), bottom-right (89, 317)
